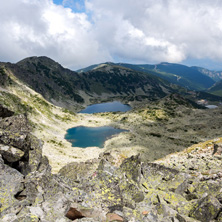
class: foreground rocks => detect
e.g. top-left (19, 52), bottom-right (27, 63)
top-left (1, 108), bottom-right (222, 221)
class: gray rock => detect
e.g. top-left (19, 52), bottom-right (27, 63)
top-left (0, 155), bottom-right (24, 216)
top-left (0, 114), bottom-right (31, 132)
top-left (0, 144), bottom-right (24, 162)
top-left (189, 195), bottom-right (221, 222)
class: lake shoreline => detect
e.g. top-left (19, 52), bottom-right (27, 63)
top-left (32, 107), bottom-right (138, 173)
top-left (79, 101), bottom-right (132, 114)
top-left (65, 125), bottom-right (128, 148)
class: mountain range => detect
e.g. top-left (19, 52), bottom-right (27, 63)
top-left (78, 62), bottom-right (217, 91)
top-left (1, 56), bottom-right (222, 222)
top-left (0, 57), bottom-right (183, 111)
top-left (192, 66), bottom-right (222, 82)
top-left (1, 56), bottom-right (222, 112)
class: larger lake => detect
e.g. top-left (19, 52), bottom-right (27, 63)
top-left (65, 126), bottom-right (127, 148)
top-left (79, 101), bottom-right (131, 114)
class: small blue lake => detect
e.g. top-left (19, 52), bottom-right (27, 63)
top-left (65, 126), bottom-right (127, 148)
top-left (79, 101), bottom-right (131, 114)
top-left (205, 105), bottom-right (218, 109)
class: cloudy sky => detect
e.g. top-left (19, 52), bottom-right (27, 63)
top-left (1, 0), bottom-right (222, 70)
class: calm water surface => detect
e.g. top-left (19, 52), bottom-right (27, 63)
top-left (206, 105), bottom-right (218, 109)
top-left (79, 101), bottom-right (131, 114)
top-left (65, 126), bottom-right (127, 148)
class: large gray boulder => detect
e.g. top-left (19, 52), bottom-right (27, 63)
top-left (189, 195), bottom-right (221, 222)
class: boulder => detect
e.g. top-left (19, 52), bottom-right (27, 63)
top-left (58, 159), bottom-right (99, 184)
top-left (189, 195), bottom-right (222, 222)
top-left (0, 155), bottom-right (24, 215)
top-left (0, 144), bottom-right (24, 162)
top-left (0, 114), bottom-right (31, 132)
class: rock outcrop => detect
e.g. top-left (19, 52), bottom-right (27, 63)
top-left (1, 107), bottom-right (222, 221)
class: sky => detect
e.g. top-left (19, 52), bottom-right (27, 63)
top-left (0, 0), bottom-right (222, 70)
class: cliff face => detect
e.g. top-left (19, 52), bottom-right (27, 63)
top-left (1, 105), bottom-right (222, 222)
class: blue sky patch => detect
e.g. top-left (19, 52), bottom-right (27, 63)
top-left (53, 0), bottom-right (85, 13)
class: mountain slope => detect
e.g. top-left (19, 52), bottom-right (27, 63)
top-left (118, 62), bottom-right (215, 90)
top-left (192, 66), bottom-right (222, 82)
top-left (208, 80), bottom-right (222, 97)
top-left (1, 61), bottom-right (222, 222)
top-left (79, 62), bottom-right (216, 91)
top-left (79, 63), bottom-right (176, 99)
top-left (14, 56), bottom-right (85, 110)
top-left (0, 62), bottom-right (107, 172)
top-left (3, 56), bottom-right (221, 113)
top-left (3, 57), bottom-right (185, 110)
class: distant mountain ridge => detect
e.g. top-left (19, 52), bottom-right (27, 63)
top-left (208, 80), bottom-right (222, 97)
top-left (1, 56), bottom-right (221, 112)
top-left (1, 56), bottom-right (182, 111)
top-left (79, 62), bottom-right (215, 91)
top-left (192, 66), bottom-right (222, 82)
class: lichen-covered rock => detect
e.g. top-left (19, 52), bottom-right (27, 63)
top-left (0, 111), bottom-right (73, 222)
top-left (189, 195), bottom-right (221, 222)
top-left (23, 133), bottom-right (44, 174)
top-left (0, 130), bottom-right (29, 151)
top-left (58, 159), bottom-right (99, 183)
top-left (0, 155), bottom-right (24, 214)
top-left (0, 114), bottom-right (31, 132)
top-left (217, 211), bottom-right (222, 222)
top-left (0, 114), bottom-right (45, 175)
top-left (0, 144), bottom-right (24, 162)
top-left (119, 154), bottom-right (142, 183)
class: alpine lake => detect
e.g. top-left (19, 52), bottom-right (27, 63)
top-left (65, 101), bottom-right (131, 148)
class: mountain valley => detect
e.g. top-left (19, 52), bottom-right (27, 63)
top-left (0, 57), bottom-right (222, 221)
top-left (3, 57), bottom-right (186, 112)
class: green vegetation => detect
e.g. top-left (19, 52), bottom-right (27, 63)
top-left (0, 91), bottom-right (32, 114)
top-left (208, 80), bottom-right (222, 97)
top-left (0, 67), bottom-right (13, 87)
top-left (80, 62), bottom-right (216, 91)
top-left (210, 90), bottom-right (222, 96)
top-left (9, 57), bottom-right (195, 110)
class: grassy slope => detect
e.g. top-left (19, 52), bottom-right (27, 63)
top-left (117, 63), bottom-right (202, 90)
top-left (0, 66), bottom-right (91, 172)
top-left (208, 80), bottom-right (222, 97)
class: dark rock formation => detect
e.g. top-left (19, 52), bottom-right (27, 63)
top-left (0, 104), bottom-right (14, 119)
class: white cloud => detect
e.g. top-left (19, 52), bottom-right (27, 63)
top-left (85, 0), bottom-right (222, 65)
top-left (0, 0), bottom-right (222, 69)
top-left (0, 0), bottom-right (110, 69)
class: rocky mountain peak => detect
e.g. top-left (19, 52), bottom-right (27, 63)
top-left (17, 56), bottom-right (64, 72)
